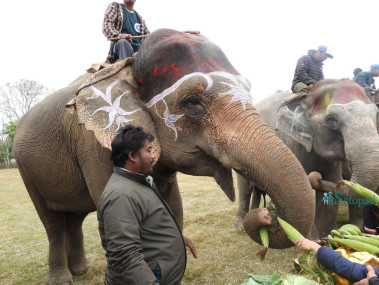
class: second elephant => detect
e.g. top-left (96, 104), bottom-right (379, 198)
top-left (237, 79), bottom-right (379, 238)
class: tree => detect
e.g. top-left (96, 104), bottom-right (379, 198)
top-left (0, 79), bottom-right (51, 121)
top-left (0, 79), bottom-right (50, 168)
top-left (0, 120), bottom-right (17, 168)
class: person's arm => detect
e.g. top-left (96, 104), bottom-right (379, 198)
top-left (103, 194), bottom-right (159, 284)
top-left (296, 239), bottom-right (379, 283)
top-left (295, 56), bottom-right (315, 86)
top-left (317, 247), bottom-right (379, 283)
top-left (102, 2), bottom-right (121, 39)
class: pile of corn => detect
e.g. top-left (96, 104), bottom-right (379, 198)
top-left (328, 224), bottom-right (379, 254)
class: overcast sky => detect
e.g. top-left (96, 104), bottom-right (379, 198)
top-left (1, 0), bottom-right (378, 103)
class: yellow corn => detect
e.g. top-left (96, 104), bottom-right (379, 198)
top-left (258, 196), bottom-right (269, 248)
top-left (277, 217), bottom-right (304, 244)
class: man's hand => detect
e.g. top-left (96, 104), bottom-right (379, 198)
top-left (352, 265), bottom-right (377, 285)
top-left (119, 34), bottom-right (133, 42)
top-left (183, 236), bottom-right (198, 258)
top-left (295, 238), bottom-right (321, 253)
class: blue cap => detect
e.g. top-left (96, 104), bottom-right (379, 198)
top-left (370, 64), bottom-right (379, 70)
top-left (317, 46), bottom-right (333, 58)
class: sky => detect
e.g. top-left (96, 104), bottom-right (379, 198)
top-left (1, 0), bottom-right (378, 103)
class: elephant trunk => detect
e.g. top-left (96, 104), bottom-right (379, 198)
top-left (347, 139), bottom-right (379, 191)
top-left (217, 110), bottom-right (315, 248)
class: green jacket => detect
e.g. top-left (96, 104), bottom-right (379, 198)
top-left (97, 167), bottom-right (186, 285)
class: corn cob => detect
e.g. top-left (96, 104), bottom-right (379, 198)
top-left (329, 237), bottom-right (379, 254)
top-left (257, 196), bottom-right (269, 260)
top-left (343, 235), bottom-right (379, 248)
top-left (340, 224), bottom-right (362, 236)
top-left (363, 233), bottom-right (379, 240)
top-left (330, 229), bottom-right (343, 239)
top-left (339, 180), bottom-right (379, 205)
top-left (277, 217), bottom-right (304, 244)
top-left (328, 234), bottom-right (339, 248)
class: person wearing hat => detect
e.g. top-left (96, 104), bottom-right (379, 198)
top-left (291, 46), bottom-right (333, 96)
top-left (354, 65), bottom-right (379, 101)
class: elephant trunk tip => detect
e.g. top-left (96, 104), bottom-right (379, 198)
top-left (243, 208), bottom-right (294, 249)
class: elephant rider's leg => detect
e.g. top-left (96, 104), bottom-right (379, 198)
top-left (293, 82), bottom-right (310, 96)
top-left (66, 212), bottom-right (91, 275)
top-left (113, 39), bottom-right (134, 61)
top-left (364, 88), bottom-right (374, 102)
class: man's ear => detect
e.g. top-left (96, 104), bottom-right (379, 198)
top-left (128, 152), bottom-right (137, 162)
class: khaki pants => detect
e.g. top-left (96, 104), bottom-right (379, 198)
top-left (293, 82), bottom-right (310, 96)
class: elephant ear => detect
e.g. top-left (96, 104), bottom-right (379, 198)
top-left (72, 57), bottom-right (161, 158)
top-left (276, 95), bottom-right (313, 152)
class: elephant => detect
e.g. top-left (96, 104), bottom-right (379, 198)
top-left (236, 79), bottom-right (379, 239)
top-left (13, 28), bottom-right (314, 284)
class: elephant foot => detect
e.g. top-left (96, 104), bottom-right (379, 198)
top-left (48, 270), bottom-right (73, 285)
top-left (68, 257), bottom-right (92, 276)
top-left (235, 218), bottom-right (245, 231)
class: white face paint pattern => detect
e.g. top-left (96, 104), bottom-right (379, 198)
top-left (86, 80), bottom-right (141, 130)
top-left (145, 72), bottom-right (253, 141)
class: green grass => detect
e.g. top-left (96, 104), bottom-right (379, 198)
top-left (1, 169), bottom-right (308, 284)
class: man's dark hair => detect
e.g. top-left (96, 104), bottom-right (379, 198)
top-left (111, 125), bottom-right (154, 167)
top-left (353, 68), bottom-right (362, 77)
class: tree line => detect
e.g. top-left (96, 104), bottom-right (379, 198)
top-left (0, 79), bottom-right (51, 168)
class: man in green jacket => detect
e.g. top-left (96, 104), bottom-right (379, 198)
top-left (98, 125), bottom-right (194, 284)
top-left (354, 64), bottom-right (379, 101)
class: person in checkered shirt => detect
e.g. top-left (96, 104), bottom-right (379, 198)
top-left (103, 0), bottom-right (149, 63)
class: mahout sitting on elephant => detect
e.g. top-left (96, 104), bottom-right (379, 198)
top-left (13, 29), bottom-right (315, 284)
top-left (237, 79), bottom-right (379, 239)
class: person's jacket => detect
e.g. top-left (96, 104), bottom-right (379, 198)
top-left (355, 71), bottom-right (376, 89)
top-left (102, 2), bottom-right (149, 63)
top-left (317, 246), bottom-right (379, 283)
top-left (97, 167), bottom-right (186, 285)
top-left (291, 50), bottom-right (324, 92)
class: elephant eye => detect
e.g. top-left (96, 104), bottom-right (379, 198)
top-left (325, 115), bottom-right (339, 130)
top-left (180, 95), bottom-right (207, 118)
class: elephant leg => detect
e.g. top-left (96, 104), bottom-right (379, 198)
top-left (314, 191), bottom-right (338, 238)
top-left (235, 174), bottom-right (254, 230)
top-left (22, 179), bottom-right (72, 285)
top-left (251, 187), bottom-right (265, 209)
top-left (349, 206), bottom-right (364, 230)
top-left (66, 212), bottom-right (91, 276)
top-left (153, 167), bottom-right (183, 230)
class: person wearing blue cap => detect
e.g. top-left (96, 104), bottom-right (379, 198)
top-left (354, 65), bottom-right (379, 101)
top-left (291, 46), bottom-right (333, 96)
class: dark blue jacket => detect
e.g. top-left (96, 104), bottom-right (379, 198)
top-left (291, 50), bottom-right (324, 91)
top-left (317, 246), bottom-right (379, 283)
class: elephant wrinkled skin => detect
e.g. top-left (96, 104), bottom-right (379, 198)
top-left (13, 29), bottom-right (314, 284)
top-left (237, 79), bottom-right (379, 239)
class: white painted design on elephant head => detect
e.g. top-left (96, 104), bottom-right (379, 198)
top-left (86, 80), bottom-right (141, 130)
top-left (145, 72), bottom-right (252, 140)
top-left (284, 106), bottom-right (312, 139)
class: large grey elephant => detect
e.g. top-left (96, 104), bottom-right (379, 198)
top-left (13, 29), bottom-right (314, 284)
top-left (236, 79), bottom-right (379, 238)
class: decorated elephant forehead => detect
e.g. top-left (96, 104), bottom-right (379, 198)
top-left (145, 71), bottom-right (252, 141)
top-left (312, 83), bottom-right (372, 114)
top-left (145, 71), bottom-right (251, 108)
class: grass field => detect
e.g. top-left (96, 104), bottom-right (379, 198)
top-left (1, 168), bottom-right (319, 284)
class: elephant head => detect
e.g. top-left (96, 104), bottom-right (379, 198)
top-left (74, 28), bottom-right (314, 248)
top-left (277, 79), bottom-right (379, 191)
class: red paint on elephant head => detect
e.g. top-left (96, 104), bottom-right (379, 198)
top-left (311, 80), bottom-right (371, 115)
top-left (134, 29), bottom-right (240, 101)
